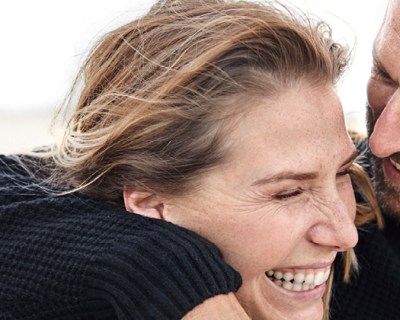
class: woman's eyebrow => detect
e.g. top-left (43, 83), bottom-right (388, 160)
top-left (252, 151), bottom-right (359, 187)
top-left (251, 171), bottom-right (318, 186)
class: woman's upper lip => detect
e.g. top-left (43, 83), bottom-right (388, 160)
top-left (275, 259), bottom-right (335, 270)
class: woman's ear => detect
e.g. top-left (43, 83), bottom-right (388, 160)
top-left (123, 187), bottom-right (164, 219)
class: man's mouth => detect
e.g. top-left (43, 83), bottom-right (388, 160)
top-left (389, 156), bottom-right (400, 171)
top-left (382, 155), bottom-right (400, 187)
top-left (265, 266), bottom-right (331, 292)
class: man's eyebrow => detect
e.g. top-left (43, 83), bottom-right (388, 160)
top-left (251, 150), bottom-right (359, 187)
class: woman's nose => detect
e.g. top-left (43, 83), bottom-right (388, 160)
top-left (308, 193), bottom-right (358, 252)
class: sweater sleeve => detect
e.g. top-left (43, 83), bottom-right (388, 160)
top-left (0, 154), bottom-right (242, 319)
top-left (86, 213), bottom-right (242, 320)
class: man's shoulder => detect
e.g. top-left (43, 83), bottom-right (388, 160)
top-left (331, 222), bottom-right (400, 319)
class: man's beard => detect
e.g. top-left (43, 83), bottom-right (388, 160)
top-left (367, 104), bottom-right (400, 220)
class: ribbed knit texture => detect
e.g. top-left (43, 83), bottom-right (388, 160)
top-left (0, 155), bottom-right (242, 320)
top-left (330, 139), bottom-right (400, 320)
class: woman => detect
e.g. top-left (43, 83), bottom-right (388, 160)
top-left (0, 0), bottom-right (381, 319)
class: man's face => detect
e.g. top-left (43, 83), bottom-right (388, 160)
top-left (367, 0), bottom-right (400, 218)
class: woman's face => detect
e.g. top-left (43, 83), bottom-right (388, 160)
top-left (163, 82), bottom-right (358, 320)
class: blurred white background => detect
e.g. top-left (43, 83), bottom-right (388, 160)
top-left (0, 0), bottom-right (388, 153)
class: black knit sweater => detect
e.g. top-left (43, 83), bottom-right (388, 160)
top-left (0, 155), bottom-right (241, 319)
top-left (330, 139), bottom-right (400, 320)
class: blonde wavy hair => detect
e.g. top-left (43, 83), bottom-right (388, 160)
top-left (45, 0), bottom-right (382, 318)
top-left (52, 0), bottom-right (349, 201)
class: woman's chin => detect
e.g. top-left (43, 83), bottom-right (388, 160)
top-left (237, 274), bottom-right (325, 320)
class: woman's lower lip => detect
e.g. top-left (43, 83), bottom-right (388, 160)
top-left (383, 157), bottom-right (400, 186)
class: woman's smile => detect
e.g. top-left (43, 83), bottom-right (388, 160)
top-left (266, 264), bottom-right (331, 293)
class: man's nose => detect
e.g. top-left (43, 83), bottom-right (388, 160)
top-left (369, 89), bottom-right (400, 158)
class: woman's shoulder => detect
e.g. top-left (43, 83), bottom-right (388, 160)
top-left (0, 154), bottom-right (29, 180)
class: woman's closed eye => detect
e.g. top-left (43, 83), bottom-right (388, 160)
top-left (274, 188), bottom-right (303, 200)
top-left (337, 167), bottom-right (351, 177)
top-left (274, 167), bottom-right (352, 201)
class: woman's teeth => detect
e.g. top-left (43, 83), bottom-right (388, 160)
top-left (266, 267), bottom-right (331, 292)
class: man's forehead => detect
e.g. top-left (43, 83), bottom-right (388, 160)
top-left (374, 1), bottom-right (400, 58)
top-left (369, 2), bottom-right (400, 86)
top-left (384, 0), bottom-right (400, 32)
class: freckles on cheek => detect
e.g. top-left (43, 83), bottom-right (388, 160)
top-left (257, 211), bottom-right (306, 262)
top-left (216, 211), bottom-right (287, 267)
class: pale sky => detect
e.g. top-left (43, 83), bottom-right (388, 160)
top-left (0, 0), bottom-right (388, 132)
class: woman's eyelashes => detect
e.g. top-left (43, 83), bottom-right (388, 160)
top-left (337, 164), bottom-right (353, 177)
top-left (274, 169), bottom-right (352, 200)
top-left (274, 188), bottom-right (303, 200)
top-left (271, 165), bottom-right (354, 201)
top-left (337, 168), bottom-right (351, 177)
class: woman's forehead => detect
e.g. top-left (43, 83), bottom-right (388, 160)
top-left (232, 83), bottom-right (343, 137)
top-left (219, 83), bottom-right (350, 170)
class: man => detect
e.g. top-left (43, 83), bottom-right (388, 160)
top-left (331, 0), bottom-right (400, 319)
